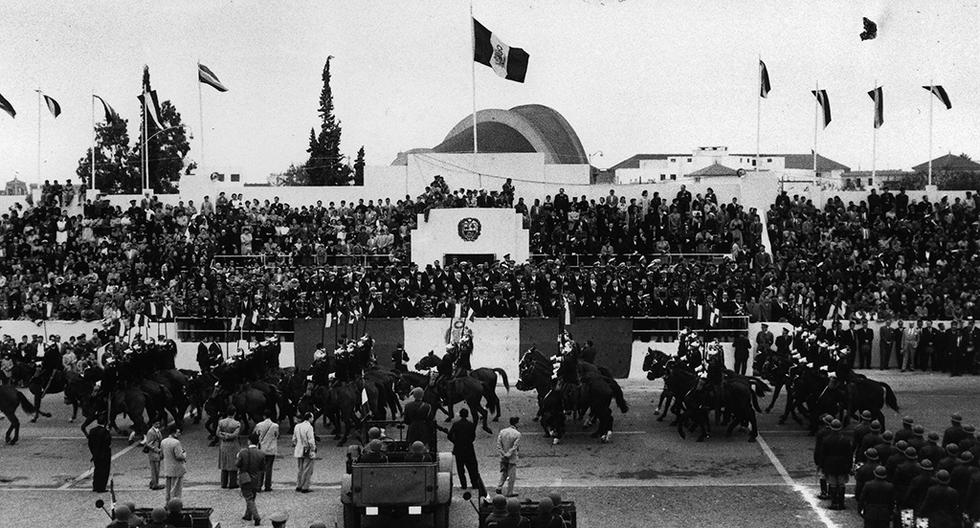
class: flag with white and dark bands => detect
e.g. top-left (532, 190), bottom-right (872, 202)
top-left (868, 86), bottom-right (883, 128)
top-left (811, 89), bottom-right (831, 128)
top-left (0, 91), bottom-right (14, 118)
top-left (759, 60), bottom-right (771, 98)
top-left (43, 95), bottom-right (61, 118)
top-left (922, 85), bottom-right (951, 110)
top-left (473, 18), bottom-right (529, 83)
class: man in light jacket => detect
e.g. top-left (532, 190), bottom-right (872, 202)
top-left (495, 416), bottom-right (522, 497)
top-left (292, 412), bottom-right (316, 493)
top-left (253, 411), bottom-right (279, 492)
top-left (160, 426), bottom-right (186, 503)
top-left (144, 420), bottom-right (165, 490)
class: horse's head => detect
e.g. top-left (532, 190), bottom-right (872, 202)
top-left (516, 348), bottom-right (544, 392)
top-left (644, 349), bottom-right (671, 379)
top-left (414, 351), bottom-right (439, 371)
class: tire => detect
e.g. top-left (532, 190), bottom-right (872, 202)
top-left (343, 504), bottom-right (360, 528)
top-left (433, 504), bottom-right (450, 528)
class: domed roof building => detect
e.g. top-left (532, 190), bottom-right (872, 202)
top-left (391, 104), bottom-right (588, 166)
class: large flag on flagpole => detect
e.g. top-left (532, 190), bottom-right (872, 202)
top-left (43, 95), bottom-right (61, 118)
top-left (922, 85), bottom-right (951, 110)
top-left (868, 86), bottom-right (883, 128)
top-left (0, 92), bottom-right (15, 118)
top-left (811, 89), bottom-right (832, 128)
top-left (138, 90), bottom-right (164, 129)
top-left (759, 60), bottom-right (771, 98)
top-left (93, 95), bottom-right (119, 123)
top-left (473, 18), bottom-right (529, 83)
top-left (198, 63), bottom-right (229, 92)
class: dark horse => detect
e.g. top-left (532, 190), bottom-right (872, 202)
top-left (28, 370), bottom-right (66, 422)
top-left (515, 348), bottom-right (565, 444)
top-left (643, 349), bottom-right (695, 424)
top-left (549, 347), bottom-right (628, 442)
top-left (0, 385), bottom-right (42, 444)
top-left (414, 351), bottom-right (510, 421)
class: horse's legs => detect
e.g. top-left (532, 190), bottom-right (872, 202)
top-left (31, 392), bottom-right (41, 422)
top-left (766, 383), bottom-right (782, 413)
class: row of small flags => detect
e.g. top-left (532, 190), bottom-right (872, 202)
top-left (0, 63), bottom-right (227, 121)
top-left (760, 60), bottom-right (952, 129)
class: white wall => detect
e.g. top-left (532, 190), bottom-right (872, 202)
top-left (403, 318), bottom-right (521, 378)
top-left (410, 208), bottom-right (529, 265)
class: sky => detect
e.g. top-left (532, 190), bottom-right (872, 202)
top-left (1, 0), bottom-right (979, 185)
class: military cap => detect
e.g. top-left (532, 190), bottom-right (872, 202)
top-left (150, 508), bottom-right (167, 522)
top-left (860, 410), bottom-right (873, 420)
top-left (904, 447), bottom-right (917, 459)
top-left (927, 431), bottom-right (940, 441)
top-left (830, 419), bottom-right (843, 431)
top-left (918, 459), bottom-right (934, 471)
top-left (960, 451), bottom-right (975, 463)
top-left (873, 466), bottom-right (887, 479)
top-left (895, 440), bottom-right (909, 451)
top-left (881, 431), bottom-right (894, 441)
top-left (865, 448), bottom-right (879, 461)
top-left (936, 469), bottom-right (950, 484)
top-left (870, 420), bottom-right (881, 432)
top-left (913, 425), bottom-right (925, 435)
top-left (537, 497), bottom-right (554, 515)
top-left (491, 495), bottom-right (507, 512)
top-left (946, 443), bottom-right (960, 455)
top-left (506, 497), bottom-right (521, 514)
top-left (964, 425), bottom-right (976, 433)
top-left (902, 416), bottom-right (914, 425)
top-left (113, 505), bottom-right (131, 521)
top-left (951, 413), bottom-right (963, 423)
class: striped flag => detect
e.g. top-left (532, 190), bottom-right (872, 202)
top-left (0, 91), bottom-right (15, 118)
top-left (198, 63), bottom-right (229, 92)
top-left (923, 85), bottom-right (951, 110)
top-left (93, 95), bottom-right (119, 123)
top-left (868, 86), bottom-right (883, 128)
top-left (473, 18), bottom-right (529, 83)
top-left (43, 95), bottom-right (61, 118)
top-left (562, 296), bottom-right (573, 326)
top-left (324, 312), bottom-right (333, 329)
top-left (811, 89), bottom-right (832, 128)
top-left (759, 60), bottom-right (771, 98)
top-left (138, 90), bottom-right (164, 129)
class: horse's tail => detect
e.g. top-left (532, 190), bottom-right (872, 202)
top-left (747, 376), bottom-right (771, 397)
top-left (493, 368), bottom-right (510, 392)
top-left (611, 379), bottom-right (629, 413)
top-left (17, 391), bottom-right (37, 414)
top-left (881, 381), bottom-right (899, 412)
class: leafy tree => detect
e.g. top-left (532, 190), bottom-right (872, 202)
top-left (132, 66), bottom-right (193, 193)
top-left (353, 146), bottom-right (365, 185)
top-left (76, 114), bottom-right (139, 193)
top-left (306, 56), bottom-right (347, 186)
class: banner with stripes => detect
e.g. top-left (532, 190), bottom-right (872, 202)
top-left (923, 85), bottom-right (951, 110)
top-left (198, 63), bottom-right (229, 92)
top-left (811, 89), bottom-right (832, 128)
top-left (0, 92), bottom-right (15, 118)
top-left (868, 86), bottom-right (883, 128)
top-left (43, 95), bottom-right (61, 118)
top-left (94, 95), bottom-right (119, 123)
top-left (473, 18), bottom-right (529, 83)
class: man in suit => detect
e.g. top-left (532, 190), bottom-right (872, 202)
top-left (755, 323), bottom-right (774, 356)
top-left (86, 416), bottom-right (112, 493)
top-left (237, 432), bottom-right (265, 525)
top-left (733, 333), bottom-right (751, 376)
top-left (292, 412), bottom-right (316, 493)
top-left (404, 387), bottom-right (435, 451)
top-left (448, 408), bottom-right (485, 496)
top-left (775, 328), bottom-right (793, 358)
top-left (879, 320), bottom-right (896, 369)
top-left (161, 426), bottom-right (186, 503)
top-left (855, 320), bottom-right (874, 370)
top-left (950, 320), bottom-right (966, 377)
top-left (144, 420), bottom-right (165, 490)
top-left (217, 410), bottom-right (242, 488)
top-left (901, 318), bottom-right (921, 372)
top-left (918, 320), bottom-right (936, 371)
top-left (253, 411), bottom-right (279, 492)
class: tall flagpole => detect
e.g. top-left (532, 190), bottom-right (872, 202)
top-left (872, 80), bottom-right (878, 183)
top-left (470, 0), bottom-right (478, 154)
top-left (755, 54), bottom-right (761, 171)
top-left (927, 80), bottom-right (934, 187)
top-left (91, 92), bottom-right (96, 191)
top-left (36, 89), bottom-right (42, 182)
top-left (812, 81), bottom-right (818, 177)
top-left (198, 61), bottom-right (205, 170)
top-left (143, 90), bottom-right (149, 193)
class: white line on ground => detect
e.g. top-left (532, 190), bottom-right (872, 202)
top-left (522, 430), bottom-right (647, 436)
top-left (756, 433), bottom-right (839, 528)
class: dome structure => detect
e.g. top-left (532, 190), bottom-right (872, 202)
top-left (391, 104), bottom-right (587, 165)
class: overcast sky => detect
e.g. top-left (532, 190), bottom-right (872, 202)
top-left (1, 0), bottom-right (978, 184)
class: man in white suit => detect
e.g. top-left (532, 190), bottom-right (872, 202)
top-left (160, 426), bottom-right (186, 502)
top-left (292, 413), bottom-right (316, 493)
top-left (253, 411), bottom-right (279, 492)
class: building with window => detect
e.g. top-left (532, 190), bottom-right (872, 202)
top-left (610, 147), bottom-right (849, 184)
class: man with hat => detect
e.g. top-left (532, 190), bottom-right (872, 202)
top-left (902, 458), bottom-right (936, 514)
top-left (920, 432), bottom-right (945, 467)
top-left (949, 451), bottom-right (977, 501)
top-left (942, 413), bottom-right (969, 447)
top-left (874, 431), bottom-right (896, 463)
top-left (855, 319), bottom-right (874, 370)
top-left (485, 494), bottom-right (509, 526)
top-left (919, 470), bottom-right (961, 527)
top-left (269, 513), bottom-right (289, 528)
top-left (817, 419), bottom-right (852, 510)
top-left (852, 411), bottom-right (874, 460)
top-left (879, 319), bottom-right (897, 370)
top-left (886, 441), bottom-right (910, 480)
top-left (813, 414), bottom-right (835, 500)
top-left (893, 447), bottom-right (920, 504)
top-left (858, 421), bottom-right (883, 462)
top-left (908, 425), bottom-right (927, 453)
top-left (237, 432), bottom-right (265, 525)
top-left (937, 444), bottom-right (961, 474)
top-left (894, 416), bottom-right (916, 444)
top-left (961, 425), bottom-right (978, 453)
top-left (106, 505), bottom-right (132, 528)
top-left (854, 448), bottom-right (880, 500)
top-left (858, 466), bottom-right (894, 528)
top-left (143, 507), bottom-right (170, 528)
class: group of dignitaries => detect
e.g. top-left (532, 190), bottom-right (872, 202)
top-left (755, 317), bottom-right (979, 375)
top-left (814, 412), bottom-right (980, 527)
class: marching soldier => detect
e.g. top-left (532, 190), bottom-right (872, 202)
top-left (817, 419), bottom-right (852, 510)
top-left (858, 466), bottom-right (894, 528)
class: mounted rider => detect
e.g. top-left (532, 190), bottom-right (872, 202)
top-left (453, 328), bottom-right (474, 377)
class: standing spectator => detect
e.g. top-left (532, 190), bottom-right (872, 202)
top-left (733, 333), bottom-right (751, 376)
top-left (253, 411), bottom-right (279, 492)
top-left (448, 408), bottom-right (485, 496)
top-left (391, 343), bottom-right (410, 372)
top-left (901, 318), bottom-right (921, 372)
top-left (855, 320), bottom-right (874, 370)
top-left (144, 419), bottom-right (165, 490)
top-left (292, 412), bottom-right (316, 493)
top-left (879, 320), bottom-right (896, 369)
top-left (775, 328), bottom-right (792, 357)
top-left (86, 416), bottom-right (112, 493)
top-left (161, 426), bottom-right (186, 503)
top-left (217, 410), bottom-right (242, 489)
top-left (404, 387), bottom-right (435, 450)
top-left (755, 323), bottom-right (774, 355)
top-left (495, 416), bottom-right (521, 497)
top-left (236, 432), bottom-right (265, 526)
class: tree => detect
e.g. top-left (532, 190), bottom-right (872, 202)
top-left (268, 163), bottom-right (310, 186)
top-left (133, 66), bottom-right (193, 193)
top-left (306, 56), bottom-right (347, 186)
top-left (353, 146), bottom-right (365, 185)
top-left (76, 115), bottom-right (139, 193)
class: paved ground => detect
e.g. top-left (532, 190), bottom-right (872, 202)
top-left (0, 371), bottom-right (977, 527)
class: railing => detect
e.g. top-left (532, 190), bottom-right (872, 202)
top-left (212, 253), bottom-right (397, 268)
top-left (632, 315), bottom-right (750, 342)
top-left (529, 253), bottom-right (730, 267)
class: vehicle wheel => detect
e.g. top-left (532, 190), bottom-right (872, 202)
top-left (343, 504), bottom-right (360, 528)
top-left (433, 504), bottom-right (450, 528)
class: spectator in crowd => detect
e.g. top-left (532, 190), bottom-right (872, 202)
top-left (253, 411), bottom-right (279, 492)
top-left (292, 412), bottom-right (316, 493)
top-left (496, 416), bottom-right (521, 498)
top-left (237, 432), bottom-right (265, 525)
top-left (144, 419), bottom-right (165, 490)
top-left (448, 408), bottom-right (485, 496)
top-left (161, 426), bottom-right (186, 503)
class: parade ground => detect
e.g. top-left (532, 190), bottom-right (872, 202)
top-left (1, 372), bottom-right (977, 528)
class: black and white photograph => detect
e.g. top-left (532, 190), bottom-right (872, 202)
top-left (1, 1), bottom-right (979, 527)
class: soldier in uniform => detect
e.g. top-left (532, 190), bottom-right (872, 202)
top-left (391, 343), bottom-right (409, 373)
top-left (818, 419), bottom-right (853, 510)
top-left (858, 466), bottom-right (894, 528)
top-left (854, 448), bottom-right (880, 501)
top-left (455, 330), bottom-right (474, 377)
top-left (941, 413), bottom-right (969, 447)
top-left (919, 470), bottom-right (960, 528)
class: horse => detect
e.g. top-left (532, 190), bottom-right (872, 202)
top-left (0, 385), bottom-right (42, 444)
top-left (423, 376), bottom-right (493, 434)
top-left (414, 351), bottom-right (510, 421)
top-left (753, 351), bottom-right (793, 414)
top-left (28, 369), bottom-right (67, 422)
top-left (314, 381), bottom-right (361, 445)
top-left (644, 349), bottom-right (697, 425)
top-left (812, 373), bottom-right (899, 431)
top-left (516, 348), bottom-right (565, 444)
top-left (64, 370), bottom-right (97, 423)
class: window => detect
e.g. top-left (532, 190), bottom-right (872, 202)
top-left (767, 158), bottom-right (772, 163)
top-left (669, 158), bottom-right (676, 163)
top-left (868, 178), bottom-right (873, 185)
top-left (670, 174), bottom-right (677, 180)
top-left (752, 159), bottom-right (757, 166)
top-left (687, 158), bottom-right (692, 163)
top-left (660, 174), bottom-right (666, 181)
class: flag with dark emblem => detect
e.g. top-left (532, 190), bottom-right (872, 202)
top-left (868, 86), bottom-right (883, 128)
top-left (922, 85), bottom-right (951, 110)
top-left (473, 18), bottom-right (529, 83)
top-left (198, 63), bottom-right (229, 92)
top-left (93, 95), bottom-right (119, 123)
top-left (0, 91), bottom-right (15, 118)
top-left (137, 90), bottom-right (164, 129)
top-left (43, 95), bottom-right (61, 118)
top-left (811, 89), bottom-right (832, 128)
top-left (759, 60), bottom-right (771, 98)
top-left (860, 17), bottom-right (877, 40)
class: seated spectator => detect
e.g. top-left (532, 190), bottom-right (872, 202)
top-left (358, 440), bottom-right (387, 463)
top-left (405, 441), bottom-right (432, 462)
